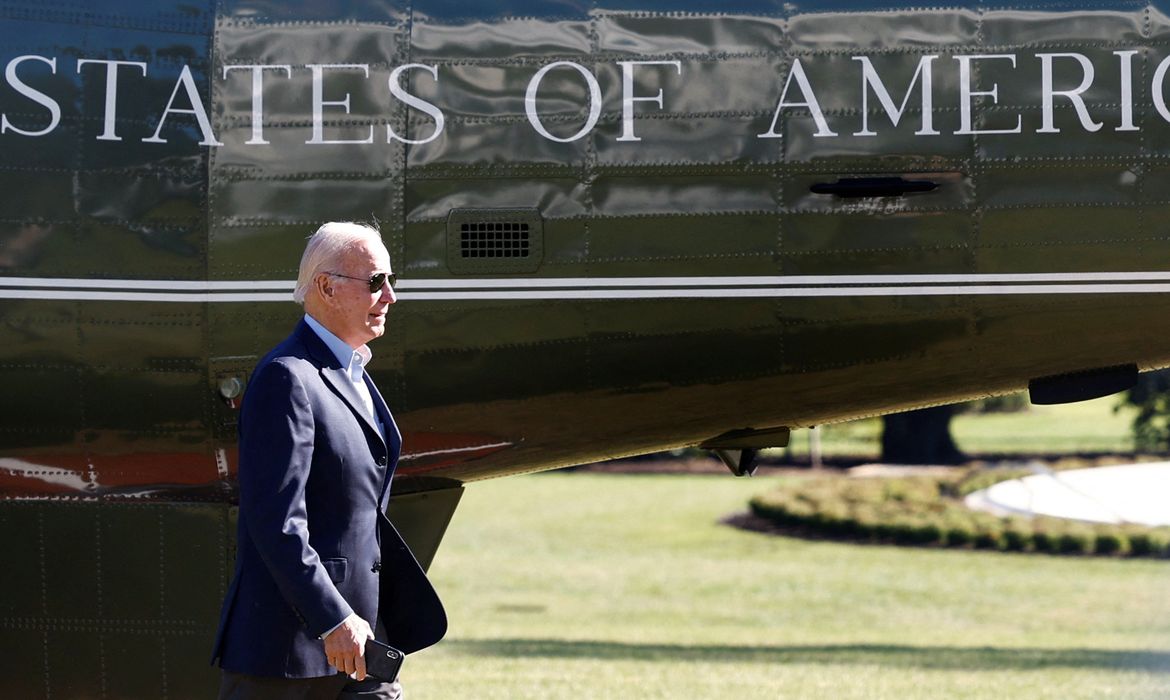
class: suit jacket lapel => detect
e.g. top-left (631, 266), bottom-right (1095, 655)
top-left (297, 320), bottom-right (386, 448)
top-left (366, 374), bottom-right (400, 510)
top-left (366, 375), bottom-right (400, 457)
top-left (320, 366), bottom-right (385, 446)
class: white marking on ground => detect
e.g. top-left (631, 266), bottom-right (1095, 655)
top-left (965, 462), bottom-right (1170, 526)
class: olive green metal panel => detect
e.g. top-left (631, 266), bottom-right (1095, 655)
top-left (0, 13), bottom-right (212, 279)
top-left (784, 315), bottom-right (972, 373)
top-left (596, 13), bottom-right (785, 56)
top-left (979, 165), bottom-right (1139, 209)
top-left (0, 172), bottom-right (73, 220)
top-left (0, 366), bottom-right (83, 448)
top-left (4, 0), bottom-right (1170, 477)
top-left (598, 114), bottom-right (782, 167)
top-left (540, 218), bottom-right (590, 267)
top-left (592, 174), bottom-right (778, 217)
top-left (209, 1), bottom-right (410, 286)
top-left (587, 214), bottom-right (781, 277)
top-left (411, 14), bottom-right (592, 62)
top-left (384, 483), bottom-right (464, 572)
top-left (0, 505), bottom-right (41, 621)
top-left (977, 208), bottom-right (1150, 274)
top-left (405, 177), bottom-right (589, 225)
top-left (0, 491), bottom-right (462, 697)
top-left (0, 502), bottom-right (232, 700)
top-left (787, 8), bottom-right (979, 51)
top-left (404, 324), bottom-right (592, 407)
top-left (780, 212), bottom-right (976, 276)
top-left (980, 6), bottom-right (1144, 45)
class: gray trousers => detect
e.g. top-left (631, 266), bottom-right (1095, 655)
top-left (218, 671), bottom-right (403, 700)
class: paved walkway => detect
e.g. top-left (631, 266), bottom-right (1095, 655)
top-left (964, 462), bottom-right (1170, 526)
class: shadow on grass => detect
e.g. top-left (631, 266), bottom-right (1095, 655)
top-left (446, 639), bottom-right (1170, 672)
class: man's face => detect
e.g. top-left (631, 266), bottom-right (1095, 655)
top-left (319, 238), bottom-right (396, 348)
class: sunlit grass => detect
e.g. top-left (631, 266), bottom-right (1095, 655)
top-left (780, 394), bottom-right (1139, 460)
top-left (406, 473), bottom-right (1170, 699)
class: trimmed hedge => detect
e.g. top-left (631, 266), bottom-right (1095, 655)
top-left (749, 471), bottom-right (1170, 558)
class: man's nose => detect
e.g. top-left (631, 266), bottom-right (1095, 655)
top-left (381, 282), bottom-right (396, 304)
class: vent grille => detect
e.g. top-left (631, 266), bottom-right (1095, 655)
top-left (459, 221), bottom-right (530, 259)
top-left (447, 208), bottom-right (543, 274)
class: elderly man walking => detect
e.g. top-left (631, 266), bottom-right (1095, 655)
top-left (211, 222), bottom-right (446, 699)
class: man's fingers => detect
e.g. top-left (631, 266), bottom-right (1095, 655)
top-left (320, 614), bottom-right (372, 677)
top-left (354, 652), bottom-right (367, 681)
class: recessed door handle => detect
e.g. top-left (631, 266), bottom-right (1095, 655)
top-left (810, 177), bottom-right (938, 198)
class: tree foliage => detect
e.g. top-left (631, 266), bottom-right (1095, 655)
top-left (1121, 368), bottom-right (1170, 451)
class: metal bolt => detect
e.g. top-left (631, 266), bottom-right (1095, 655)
top-left (218, 376), bottom-right (243, 400)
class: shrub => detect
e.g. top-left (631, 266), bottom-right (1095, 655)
top-left (973, 526), bottom-right (1004, 550)
top-left (852, 507), bottom-right (881, 541)
top-left (1148, 529), bottom-right (1170, 558)
top-left (890, 517), bottom-right (935, 545)
top-left (882, 477), bottom-right (941, 506)
top-left (871, 519), bottom-right (897, 540)
top-left (944, 523), bottom-right (974, 547)
top-left (1058, 528), bottom-right (1095, 555)
top-left (911, 520), bottom-right (943, 545)
top-left (1094, 530), bottom-right (1129, 556)
top-left (815, 502), bottom-right (853, 536)
top-left (749, 472), bottom-right (1166, 558)
top-left (1127, 529), bottom-right (1153, 556)
top-left (1002, 519), bottom-right (1033, 552)
top-left (1031, 529), bottom-right (1057, 553)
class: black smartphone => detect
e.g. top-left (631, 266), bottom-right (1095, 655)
top-left (364, 639), bottom-right (404, 682)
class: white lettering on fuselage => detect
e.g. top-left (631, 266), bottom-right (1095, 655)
top-left (1, 55), bottom-right (60, 137)
top-left (76, 59), bottom-right (148, 141)
top-left (0, 51), bottom-right (1162, 146)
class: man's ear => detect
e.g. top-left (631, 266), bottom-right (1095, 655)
top-left (314, 273), bottom-right (334, 301)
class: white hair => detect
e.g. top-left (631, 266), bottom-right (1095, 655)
top-left (293, 221), bottom-right (385, 305)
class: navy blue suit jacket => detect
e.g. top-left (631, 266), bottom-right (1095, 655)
top-left (211, 320), bottom-right (446, 678)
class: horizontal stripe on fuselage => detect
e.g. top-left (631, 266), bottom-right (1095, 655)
top-left (3, 273), bottom-right (1170, 302)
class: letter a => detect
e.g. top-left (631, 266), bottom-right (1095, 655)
top-left (759, 59), bottom-right (837, 139)
top-left (143, 65), bottom-right (223, 146)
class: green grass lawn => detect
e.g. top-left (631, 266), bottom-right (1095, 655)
top-left (405, 473), bottom-right (1170, 699)
top-left (781, 394), bottom-right (1142, 460)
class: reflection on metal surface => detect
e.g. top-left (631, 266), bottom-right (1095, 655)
top-left (397, 433), bottom-right (513, 476)
top-left (215, 448), bottom-right (231, 480)
top-left (0, 458), bottom-right (92, 494)
top-left (401, 441), bottom-right (513, 460)
top-left (0, 451), bottom-right (224, 498)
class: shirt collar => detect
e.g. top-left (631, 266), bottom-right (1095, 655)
top-left (303, 313), bottom-right (371, 382)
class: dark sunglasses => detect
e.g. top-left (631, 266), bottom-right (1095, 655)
top-left (327, 271), bottom-right (396, 293)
